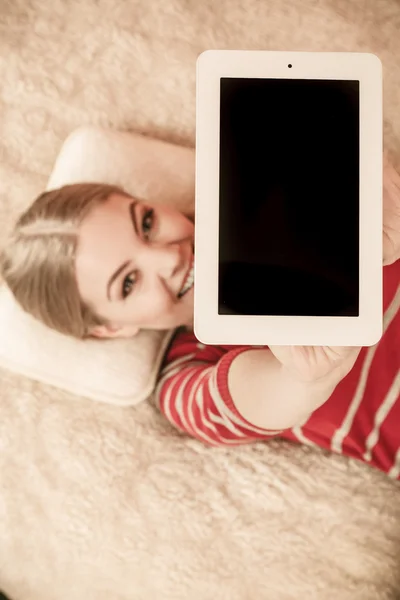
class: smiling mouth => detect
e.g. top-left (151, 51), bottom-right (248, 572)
top-left (178, 254), bottom-right (194, 298)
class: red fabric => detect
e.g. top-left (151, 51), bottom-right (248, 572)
top-left (156, 261), bottom-right (400, 478)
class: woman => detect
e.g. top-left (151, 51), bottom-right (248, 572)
top-left (1, 148), bottom-right (400, 478)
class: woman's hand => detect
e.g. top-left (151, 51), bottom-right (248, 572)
top-left (269, 153), bottom-right (399, 387)
top-left (268, 151), bottom-right (398, 384)
top-left (268, 345), bottom-right (361, 385)
top-left (229, 153), bottom-right (398, 431)
top-left (383, 151), bottom-right (400, 266)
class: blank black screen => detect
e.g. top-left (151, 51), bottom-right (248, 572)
top-left (219, 78), bottom-right (360, 317)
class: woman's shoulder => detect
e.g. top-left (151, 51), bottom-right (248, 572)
top-left (162, 326), bottom-right (240, 367)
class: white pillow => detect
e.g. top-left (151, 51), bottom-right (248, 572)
top-left (0, 127), bottom-right (195, 405)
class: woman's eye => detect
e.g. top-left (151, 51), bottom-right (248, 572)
top-left (122, 272), bottom-right (137, 299)
top-left (142, 208), bottom-right (154, 240)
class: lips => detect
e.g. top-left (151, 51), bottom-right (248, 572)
top-left (177, 254), bottom-right (194, 298)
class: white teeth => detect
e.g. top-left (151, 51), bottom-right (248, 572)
top-left (178, 264), bottom-right (194, 298)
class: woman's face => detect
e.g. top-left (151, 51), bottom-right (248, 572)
top-left (75, 193), bottom-right (194, 338)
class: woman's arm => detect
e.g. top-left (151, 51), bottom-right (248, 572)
top-left (228, 345), bottom-right (361, 431)
top-left (159, 153), bottom-right (400, 441)
top-left (156, 331), bottom-right (361, 445)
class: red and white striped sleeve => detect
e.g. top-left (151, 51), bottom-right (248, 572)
top-left (155, 329), bottom-right (282, 446)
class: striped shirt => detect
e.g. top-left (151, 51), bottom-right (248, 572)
top-left (155, 260), bottom-right (400, 479)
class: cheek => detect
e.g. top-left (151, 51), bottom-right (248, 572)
top-left (132, 289), bottom-right (175, 324)
top-left (124, 287), bottom-right (193, 329)
top-left (162, 207), bottom-right (194, 238)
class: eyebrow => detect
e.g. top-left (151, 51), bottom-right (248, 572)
top-left (129, 200), bottom-right (139, 236)
top-left (106, 201), bottom-right (139, 300)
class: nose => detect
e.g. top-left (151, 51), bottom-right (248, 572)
top-left (144, 242), bottom-right (183, 280)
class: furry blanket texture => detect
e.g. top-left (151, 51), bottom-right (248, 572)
top-left (1, 1), bottom-right (400, 599)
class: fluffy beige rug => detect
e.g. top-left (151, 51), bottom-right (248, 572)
top-left (1, 1), bottom-right (400, 599)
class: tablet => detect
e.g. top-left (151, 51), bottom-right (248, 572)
top-left (195, 50), bottom-right (383, 347)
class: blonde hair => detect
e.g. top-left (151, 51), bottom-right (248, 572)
top-left (0, 183), bottom-right (129, 339)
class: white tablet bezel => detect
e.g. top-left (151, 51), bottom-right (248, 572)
top-left (195, 50), bottom-right (383, 347)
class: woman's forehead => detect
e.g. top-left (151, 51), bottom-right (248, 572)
top-left (76, 194), bottom-right (135, 277)
top-left (83, 193), bottom-right (132, 227)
